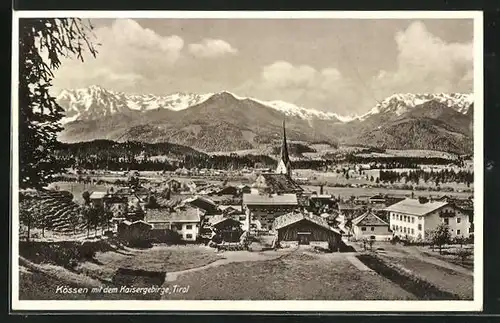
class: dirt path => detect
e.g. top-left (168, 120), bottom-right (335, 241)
top-left (404, 247), bottom-right (473, 277)
top-left (163, 247), bottom-right (298, 283)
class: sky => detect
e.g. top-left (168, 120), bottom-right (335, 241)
top-left (51, 18), bottom-right (474, 116)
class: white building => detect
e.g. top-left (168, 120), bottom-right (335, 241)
top-left (385, 198), bottom-right (471, 241)
top-left (144, 206), bottom-right (204, 242)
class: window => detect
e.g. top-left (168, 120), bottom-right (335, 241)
top-left (400, 215), bottom-right (403, 221)
top-left (418, 224), bottom-right (422, 231)
top-left (457, 218), bottom-right (461, 224)
top-left (411, 228), bottom-right (414, 235)
top-left (411, 217), bottom-right (415, 223)
top-left (361, 227), bottom-right (367, 231)
top-left (186, 234), bottom-right (193, 239)
top-left (457, 230), bottom-right (461, 235)
top-left (186, 225), bottom-right (193, 230)
top-left (403, 216), bottom-right (407, 222)
top-left (404, 227), bottom-right (407, 233)
top-left (444, 218), bottom-right (449, 225)
top-left (371, 227), bottom-right (374, 231)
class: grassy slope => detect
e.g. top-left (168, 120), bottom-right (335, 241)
top-left (163, 252), bottom-right (416, 300)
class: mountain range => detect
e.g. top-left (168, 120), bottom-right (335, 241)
top-left (56, 85), bottom-right (474, 154)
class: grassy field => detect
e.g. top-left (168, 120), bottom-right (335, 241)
top-left (162, 250), bottom-right (416, 300)
top-left (19, 242), bottom-right (222, 300)
top-left (301, 185), bottom-right (473, 199)
top-left (371, 243), bottom-right (473, 299)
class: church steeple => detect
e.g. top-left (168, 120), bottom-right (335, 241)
top-left (276, 119), bottom-right (292, 176)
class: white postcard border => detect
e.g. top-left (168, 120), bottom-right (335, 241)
top-left (10, 10), bottom-right (484, 312)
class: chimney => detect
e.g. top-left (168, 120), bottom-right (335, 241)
top-left (320, 185), bottom-right (324, 195)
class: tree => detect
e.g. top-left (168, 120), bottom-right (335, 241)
top-left (432, 223), bottom-right (451, 254)
top-left (82, 191), bottom-right (91, 205)
top-left (19, 18), bottom-right (98, 189)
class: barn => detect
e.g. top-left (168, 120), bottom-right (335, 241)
top-left (209, 215), bottom-right (243, 243)
top-left (273, 212), bottom-right (342, 251)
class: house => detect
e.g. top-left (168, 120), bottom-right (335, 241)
top-left (208, 215), bottom-right (243, 243)
top-left (243, 193), bottom-right (299, 231)
top-left (117, 220), bottom-right (153, 245)
top-left (144, 206), bottom-right (204, 242)
top-left (252, 173), bottom-right (303, 195)
top-left (182, 196), bottom-right (220, 215)
top-left (273, 211), bottom-right (342, 250)
top-left (385, 198), bottom-right (471, 241)
top-left (351, 211), bottom-right (392, 241)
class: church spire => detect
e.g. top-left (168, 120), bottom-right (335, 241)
top-left (276, 118), bottom-right (292, 176)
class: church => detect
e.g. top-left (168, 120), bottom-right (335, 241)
top-left (251, 120), bottom-right (303, 195)
top-left (243, 120), bottom-right (304, 231)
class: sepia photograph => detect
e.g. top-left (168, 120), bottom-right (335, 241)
top-left (11, 11), bottom-right (483, 312)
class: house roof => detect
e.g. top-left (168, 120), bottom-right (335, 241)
top-left (183, 195), bottom-right (217, 207)
top-left (90, 191), bottom-right (107, 199)
top-left (384, 198), bottom-right (449, 216)
top-left (310, 194), bottom-right (334, 200)
top-left (273, 212), bottom-right (341, 235)
top-left (243, 193), bottom-right (298, 206)
top-left (208, 215), bottom-right (241, 226)
top-left (120, 220), bottom-right (153, 228)
top-left (166, 178), bottom-right (181, 184)
top-left (352, 211), bottom-right (389, 227)
top-left (219, 205), bottom-right (243, 212)
top-left (144, 207), bottom-right (202, 223)
top-left (254, 174), bottom-right (303, 193)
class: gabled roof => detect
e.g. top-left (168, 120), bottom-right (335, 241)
top-left (243, 193), bottom-right (298, 206)
top-left (273, 212), bottom-right (341, 235)
top-left (352, 211), bottom-right (389, 227)
top-left (254, 173), bottom-right (303, 193)
top-left (209, 215), bottom-right (242, 227)
top-left (384, 198), bottom-right (449, 216)
top-left (144, 207), bottom-right (202, 223)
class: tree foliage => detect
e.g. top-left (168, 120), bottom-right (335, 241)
top-left (431, 223), bottom-right (451, 254)
top-left (19, 18), bottom-right (98, 189)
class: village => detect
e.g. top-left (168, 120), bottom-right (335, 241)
top-left (18, 123), bottom-right (475, 301)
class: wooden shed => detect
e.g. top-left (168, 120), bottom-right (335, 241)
top-left (273, 212), bottom-right (342, 251)
top-left (209, 215), bottom-right (243, 243)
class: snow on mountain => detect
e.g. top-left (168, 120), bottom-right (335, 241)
top-left (56, 86), bottom-right (353, 124)
top-left (56, 86), bottom-right (473, 125)
top-left (357, 93), bottom-right (474, 121)
top-left (204, 91), bottom-right (355, 122)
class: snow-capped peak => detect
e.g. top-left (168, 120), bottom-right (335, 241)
top-left (357, 93), bottom-right (473, 121)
